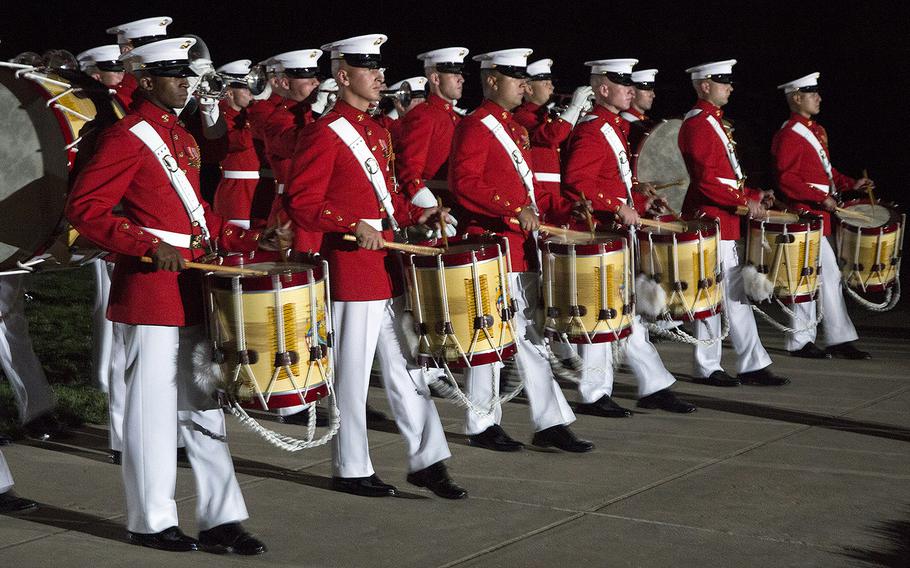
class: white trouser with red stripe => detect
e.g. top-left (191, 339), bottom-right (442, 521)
top-left (0, 450), bottom-right (13, 493)
top-left (121, 324), bottom-right (247, 533)
top-left (693, 240), bottom-right (772, 377)
top-left (331, 296), bottom-right (451, 478)
top-left (574, 316), bottom-right (677, 403)
top-left (0, 275), bottom-right (55, 424)
top-left (462, 272), bottom-right (576, 435)
top-left (785, 237), bottom-right (858, 350)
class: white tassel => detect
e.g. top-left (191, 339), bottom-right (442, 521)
top-left (192, 340), bottom-right (226, 396)
top-left (399, 310), bottom-right (422, 360)
top-left (635, 274), bottom-right (668, 318)
top-left (742, 264), bottom-right (774, 302)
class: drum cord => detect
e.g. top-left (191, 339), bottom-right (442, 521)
top-left (644, 309), bottom-right (730, 345)
top-left (226, 391), bottom-right (341, 452)
top-left (750, 296), bottom-right (823, 333)
top-left (427, 362), bottom-right (526, 418)
top-left (843, 276), bottom-right (901, 312)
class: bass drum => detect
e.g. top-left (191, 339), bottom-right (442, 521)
top-left (0, 66), bottom-right (123, 272)
top-left (633, 118), bottom-right (690, 214)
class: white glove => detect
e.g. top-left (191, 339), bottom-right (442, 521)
top-left (559, 85), bottom-right (594, 126)
top-left (311, 90), bottom-right (331, 114)
top-left (198, 96), bottom-right (220, 127)
top-left (424, 212), bottom-right (458, 239)
top-left (453, 105), bottom-right (468, 116)
top-left (385, 108), bottom-right (400, 120)
top-left (410, 186), bottom-right (437, 208)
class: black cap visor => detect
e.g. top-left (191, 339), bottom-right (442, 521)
top-left (633, 81), bottom-right (654, 90)
top-left (284, 67), bottom-right (320, 79)
top-left (434, 62), bottom-right (465, 75)
top-left (706, 73), bottom-right (733, 84)
top-left (143, 60), bottom-right (197, 78)
top-left (493, 65), bottom-right (529, 79)
top-left (96, 60), bottom-right (125, 72)
top-left (796, 85), bottom-right (819, 93)
top-left (339, 53), bottom-right (382, 69)
top-left (529, 73), bottom-right (553, 82)
top-left (601, 71), bottom-right (633, 86)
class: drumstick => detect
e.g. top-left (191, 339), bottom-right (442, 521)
top-left (862, 168), bottom-right (876, 207)
top-left (835, 207), bottom-right (875, 222)
top-left (735, 206), bottom-right (800, 223)
top-left (342, 234), bottom-right (443, 255)
top-left (638, 218), bottom-right (685, 233)
top-left (139, 257), bottom-right (270, 276)
top-left (508, 218), bottom-right (588, 240)
top-left (579, 191), bottom-right (597, 234)
top-left (437, 196), bottom-right (449, 249)
top-left (651, 179), bottom-right (687, 191)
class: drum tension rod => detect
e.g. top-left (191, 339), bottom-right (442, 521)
top-left (238, 349), bottom-right (259, 365)
top-left (698, 278), bottom-right (713, 289)
top-left (473, 315), bottom-right (494, 330)
top-left (275, 351), bottom-right (299, 366)
top-left (673, 281), bottom-right (688, 291)
top-left (569, 305), bottom-right (587, 317)
top-left (599, 308), bottom-right (617, 320)
top-left (308, 346), bottom-right (322, 362)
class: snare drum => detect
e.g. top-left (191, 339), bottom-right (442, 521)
top-left (637, 218), bottom-right (722, 321)
top-left (206, 253), bottom-right (332, 410)
top-left (407, 235), bottom-right (517, 368)
top-left (745, 216), bottom-right (822, 304)
top-left (542, 234), bottom-right (633, 343)
top-left (836, 200), bottom-right (905, 293)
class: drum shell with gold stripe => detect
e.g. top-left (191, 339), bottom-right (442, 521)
top-left (407, 235), bottom-right (517, 368)
top-left (746, 216), bottom-right (822, 304)
top-left (637, 218), bottom-right (722, 321)
top-left (207, 253), bottom-right (330, 409)
top-left (541, 234), bottom-right (633, 343)
top-left (836, 200), bottom-right (904, 293)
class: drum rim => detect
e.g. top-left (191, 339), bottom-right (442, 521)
top-left (839, 199), bottom-right (900, 235)
top-left (208, 262), bottom-right (325, 291)
top-left (638, 216), bottom-right (718, 243)
top-left (410, 240), bottom-right (504, 268)
top-left (418, 342), bottom-right (517, 369)
top-left (542, 234), bottom-right (626, 254)
top-left (544, 323), bottom-right (634, 344)
top-left (747, 215), bottom-right (823, 233)
top-left (237, 383), bottom-right (329, 409)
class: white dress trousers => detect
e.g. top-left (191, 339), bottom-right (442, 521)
top-left (575, 315), bottom-right (677, 403)
top-left (331, 296), bottom-right (451, 478)
top-left (121, 324), bottom-right (248, 534)
top-left (0, 450), bottom-right (13, 494)
top-left (785, 237), bottom-right (858, 350)
top-left (0, 275), bottom-right (55, 424)
top-left (693, 240), bottom-right (773, 377)
top-left (91, 260), bottom-right (127, 452)
top-left (462, 272), bottom-right (575, 435)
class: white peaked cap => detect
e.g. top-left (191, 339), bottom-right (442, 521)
top-left (631, 68), bottom-right (658, 84)
top-left (270, 49), bottom-right (323, 71)
top-left (217, 59), bottom-right (252, 75)
top-left (106, 17), bottom-right (172, 44)
top-left (526, 59), bottom-right (554, 77)
top-left (777, 72), bottom-right (820, 93)
top-left (686, 59), bottom-right (737, 80)
top-left (472, 48), bottom-right (533, 69)
top-left (121, 37), bottom-right (195, 66)
top-left (417, 47), bottom-right (470, 65)
top-left (389, 76), bottom-right (428, 91)
top-left (320, 34), bottom-right (388, 57)
top-left (585, 58), bottom-right (638, 75)
top-left (76, 45), bottom-right (122, 71)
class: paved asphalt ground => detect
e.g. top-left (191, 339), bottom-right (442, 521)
top-left (1, 300), bottom-right (908, 567)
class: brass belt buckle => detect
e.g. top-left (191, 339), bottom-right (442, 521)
top-left (190, 234), bottom-right (204, 249)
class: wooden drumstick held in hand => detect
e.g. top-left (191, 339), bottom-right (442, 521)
top-left (735, 205), bottom-right (799, 223)
top-left (139, 257), bottom-right (270, 276)
top-left (579, 191), bottom-right (597, 235)
top-left (651, 179), bottom-right (686, 191)
top-left (342, 234), bottom-right (443, 255)
top-left (437, 196), bottom-right (449, 249)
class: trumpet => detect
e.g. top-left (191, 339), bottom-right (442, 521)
top-left (193, 65), bottom-right (268, 99)
top-left (548, 91), bottom-right (594, 115)
top-left (379, 81), bottom-right (412, 107)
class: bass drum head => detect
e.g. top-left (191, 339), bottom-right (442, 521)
top-left (634, 118), bottom-right (689, 214)
top-left (0, 70), bottom-right (70, 270)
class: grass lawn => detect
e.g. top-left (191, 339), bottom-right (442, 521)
top-left (0, 266), bottom-right (107, 438)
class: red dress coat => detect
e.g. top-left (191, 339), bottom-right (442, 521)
top-left (513, 101), bottom-right (573, 221)
top-left (66, 99), bottom-right (261, 326)
top-left (112, 72), bottom-right (137, 111)
top-left (679, 100), bottom-right (763, 241)
top-left (771, 113), bottom-right (856, 237)
top-left (212, 101), bottom-right (271, 222)
top-left (449, 99), bottom-right (572, 272)
top-left (563, 105), bottom-right (647, 223)
top-left (283, 100), bottom-right (424, 301)
top-left (395, 94), bottom-right (462, 200)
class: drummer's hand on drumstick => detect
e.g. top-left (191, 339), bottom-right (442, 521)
top-left (570, 198), bottom-right (593, 221)
top-left (745, 199), bottom-right (767, 219)
top-left (149, 242), bottom-right (185, 271)
top-left (517, 205), bottom-right (541, 232)
top-left (259, 221), bottom-right (293, 251)
top-left (416, 205), bottom-right (451, 226)
top-left (821, 196), bottom-right (838, 212)
top-left (354, 220), bottom-right (384, 250)
top-left (760, 189), bottom-right (776, 208)
top-left (616, 204), bottom-right (640, 226)
top-left (634, 181), bottom-right (658, 197)
top-left (853, 177), bottom-right (875, 191)
top-left (645, 196), bottom-right (669, 216)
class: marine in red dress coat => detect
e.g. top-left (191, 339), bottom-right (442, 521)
top-left (396, 93), bottom-right (462, 203)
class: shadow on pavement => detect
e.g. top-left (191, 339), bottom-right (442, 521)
top-left (0, 503), bottom-right (124, 543)
top-left (839, 507), bottom-right (910, 567)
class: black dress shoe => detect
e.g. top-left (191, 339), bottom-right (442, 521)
top-left (827, 342), bottom-right (871, 360)
top-left (738, 367), bottom-right (791, 386)
top-left (576, 395), bottom-right (632, 418)
top-left (109, 450), bottom-right (122, 465)
top-left (278, 409), bottom-right (324, 426)
top-left (406, 461), bottom-right (467, 499)
top-left (0, 491), bottom-right (38, 514)
top-left (199, 522), bottom-right (267, 555)
top-left (332, 474), bottom-right (398, 497)
top-left (23, 414), bottom-right (66, 441)
top-left (693, 370), bottom-right (741, 387)
top-left (128, 526), bottom-right (199, 552)
top-left (637, 389), bottom-right (697, 413)
top-left (788, 342), bottom-right (831, 359)
top-left (467, 424), bottom-right (524, 452)
top-left (531, 425), bottom-right (594, 453)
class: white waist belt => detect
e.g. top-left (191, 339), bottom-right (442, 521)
top-left (717, 177), bottom-right (740, 189)
top-left (228, 219), bottom-right (251, 229)
top-left (222, 170), bottom-right (260, 180)
top-left (142, 227), bottom-right (194, 249)
top-left (361, 218), bottom-right (384, 231)
top-left (534, 172), bottom-right (561, 183)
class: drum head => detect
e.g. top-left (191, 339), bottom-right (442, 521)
top-left (0, 70), bottom-right (70, 270)
top-left (635, 119), bottom-right (690, 213)
top-left (842, 203), bottom-right (893, 229)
